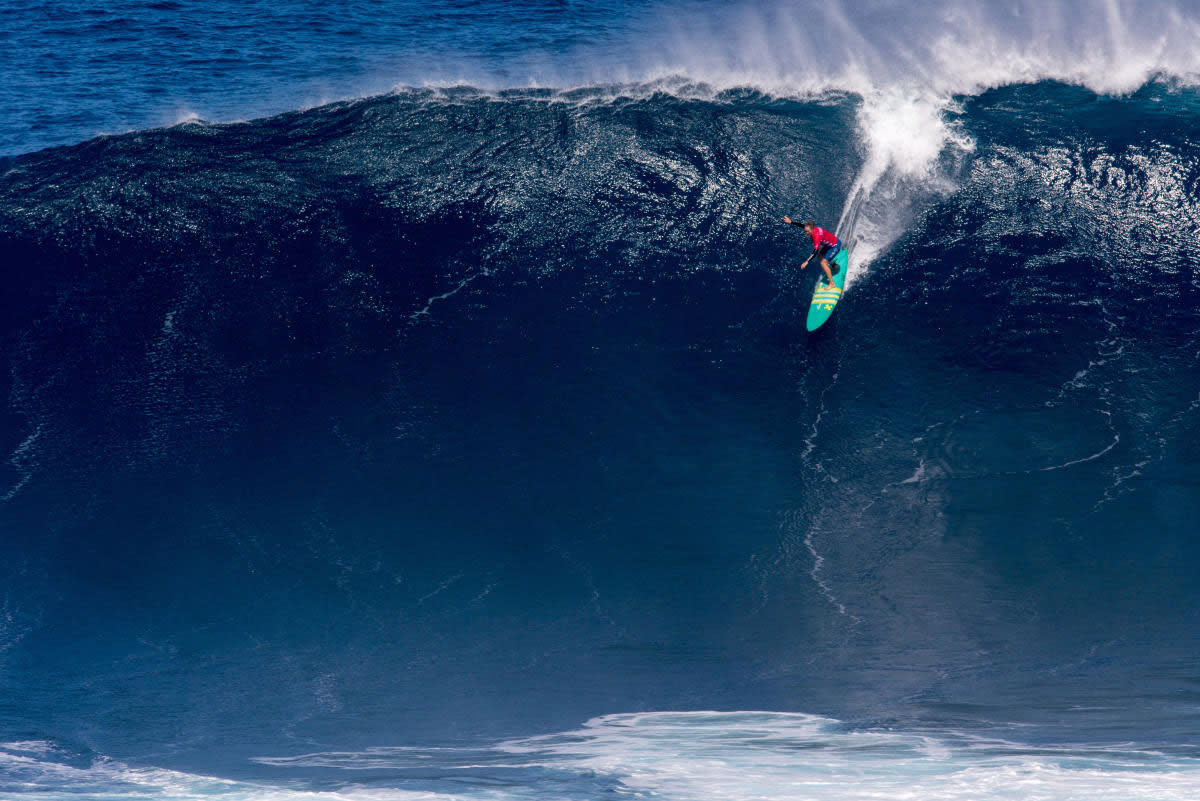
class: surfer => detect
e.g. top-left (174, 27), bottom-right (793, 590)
top-left (784, 217), bottom-right (840, 287)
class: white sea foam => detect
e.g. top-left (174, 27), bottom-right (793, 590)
top-left (611, 0), bottom-right (1200, 275)
top-left (263, 712), bottom-right (1200, 801)
top-left (634, 0), bottom-right (1200, 99)
top-left (502, 712), bottom-right (1200, 801)
top-left (837, 89), bottom-right (975, 276)
top-left (0, 747), bottom-right (454, 801)
top-left (5, 712), bottom-right (1198, 800)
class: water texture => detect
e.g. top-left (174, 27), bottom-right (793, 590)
top-left (2, 1), bottom-right (1200, 798)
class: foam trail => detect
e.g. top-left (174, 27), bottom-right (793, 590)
top-left (2, 424), bottom-right (43, 502)
top-left (408, 272), bottom-right (486, 323)
top-left (834, 183), bottom-right (864, 249)
top-left (803, 528), bottom-right (849, 617)
top-left (836, 91), bottom-right (974, 284)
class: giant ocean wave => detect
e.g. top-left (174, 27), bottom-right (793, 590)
top-left (3, 2), bottom-right (1200, 798)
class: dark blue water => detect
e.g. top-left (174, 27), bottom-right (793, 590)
top-left (3, 2), bottom-right (1200, 798)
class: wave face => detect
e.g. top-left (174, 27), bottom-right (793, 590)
top-left (4, 5), bottom-right (1200, 798)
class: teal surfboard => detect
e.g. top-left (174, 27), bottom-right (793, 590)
top-left (806, 247), bottom-right (849, 331)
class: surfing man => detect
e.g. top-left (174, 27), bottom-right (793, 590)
top-left (784, 217), bottom-right (841, 287)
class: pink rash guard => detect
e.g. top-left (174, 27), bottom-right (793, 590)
top-left (808, 226), bottom-right (838, 251)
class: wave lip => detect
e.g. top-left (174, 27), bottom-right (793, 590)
top-left (639, 0), bottom-right (1200, 99)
